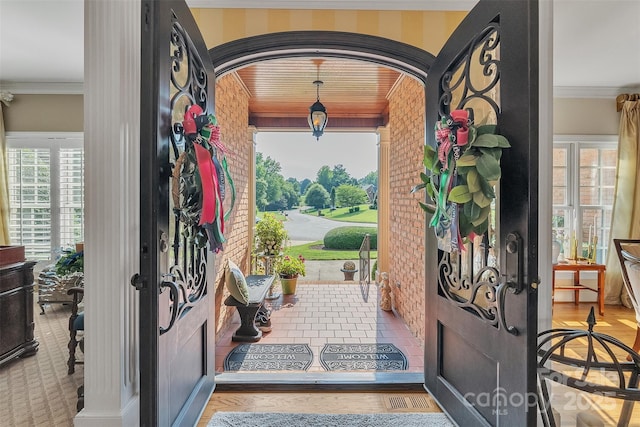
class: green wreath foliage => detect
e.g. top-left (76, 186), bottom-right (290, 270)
top-left (413, 122), bottom-right (510, 241)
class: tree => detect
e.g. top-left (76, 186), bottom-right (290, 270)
top-left (282, 181), bottom-right (300, 209)
top-left (256, 152), bottom-right (288, 210)
top-left (265, 174), bottom-right (285, 208)
top-left (304, 183), bottom-right (330, 209)
top-left (255, 178), bottom-right (268, 211)
top-left (299, 178), bottom-right (312, 195)
top-left (335, 184), bottom-right (368, 208)
top-left (286, 177), bottom-right (301, 195)
top-left (331, 164), bottom-right (352, 189)
top-left (257, 152), bottom-right (282, 176)
top-left (359, 171), bottom-right (378, 187)
top-left (316, 165), bottom-right (333, 193)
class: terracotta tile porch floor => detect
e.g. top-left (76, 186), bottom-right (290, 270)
top-left (215, 282), bottom-right (425, 373)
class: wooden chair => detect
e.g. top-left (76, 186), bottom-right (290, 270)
top-left (67, 286), bottom-right (84, 375)
top-left (614, 239), bottom-right (640, 355)
top-left (67, 286), bottom-right (84, 412)
top-left (538, 308), bottom-right (640, 427)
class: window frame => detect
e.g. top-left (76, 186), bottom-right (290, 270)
top-left (552, 134), bottom-right (618, 263)
top-left (6, 132), bottom-right (84, 260)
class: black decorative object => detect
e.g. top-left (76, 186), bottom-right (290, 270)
top-left (308, 62), bottom-right (328, 140)
top-left (537, 307), bottom-right (640, 427)
top-left (224, 344), bottom-right (313, 371)
top-left (320, 343), bottom-right (408, 371)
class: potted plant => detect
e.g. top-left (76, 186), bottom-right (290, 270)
top-left (255, 213), bottom-right (288, 256)
top-left (276, 255), bottom-right (305, 295)
top-left (55, 248), bottom-right (84, 277)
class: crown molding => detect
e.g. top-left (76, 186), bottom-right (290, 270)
top-left (186, 0), bottom-right (476, 10)
top-left (553, 85), bottom-right (640, 99)
top-left (0, 82), bottom-right (83, 95)
top-left (3, 83), bottom-right (637, 100)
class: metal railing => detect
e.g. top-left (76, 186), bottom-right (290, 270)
top-left (359, 234), bottom-right (371, 301)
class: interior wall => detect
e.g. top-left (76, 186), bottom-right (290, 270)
top-left (213, 73), bottom-right (253, 338)
top-left (192, 8), bottom-right (466, 53)
top-left (3, 94), bottom-right (83, 132)
top-left (4, 95), bottom-right (618, 141)
top-left (553, 97), bottom-right (619, 135)
top-left (387, 76), bottom-right (427, 342)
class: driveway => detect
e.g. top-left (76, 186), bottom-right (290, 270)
top-left (282, 209), bottom-right (375, 244)
top-left (280, 209), bottom-right (377, 282)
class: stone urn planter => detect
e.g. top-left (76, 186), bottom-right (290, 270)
top-left (340, 261), bottom-right (358, 281)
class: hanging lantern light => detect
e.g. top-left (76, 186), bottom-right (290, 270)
top-left (308, 79), bottom-right (328, 140)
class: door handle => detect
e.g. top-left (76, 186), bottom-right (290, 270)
top-left (504, 232), bottom-right (523, 294)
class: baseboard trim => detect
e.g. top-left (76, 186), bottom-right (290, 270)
top-left (73, 395), bottom-right (139, 427)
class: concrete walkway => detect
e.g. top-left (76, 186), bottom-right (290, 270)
top-left (301, 259), bottom-right (364, 283)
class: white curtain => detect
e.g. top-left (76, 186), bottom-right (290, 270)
top-left (604, 99), bottom-right (640, 305)
top-left (0, 92), bottom-right (13, 245)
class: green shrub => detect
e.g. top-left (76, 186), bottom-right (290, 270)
top-left (323, 226), bottom-right (378, 250)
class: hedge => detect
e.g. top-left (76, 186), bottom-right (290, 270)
top-left (323, 226), bottom-right (378, 250)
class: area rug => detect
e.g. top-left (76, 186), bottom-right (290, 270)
top-left (207, 411), bottom-right (454, 427)
top-left (223, 344), bottom-right (313, 371)
top-left (320, 343), bottom-right (408, 371)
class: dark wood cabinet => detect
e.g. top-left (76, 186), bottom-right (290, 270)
top-left (0, 255), bottom-right (38, 367)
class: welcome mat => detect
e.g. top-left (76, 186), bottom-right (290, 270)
top-left (208, 412), bottom-right (454, 427)
top-left (320, 343), bottom-right (408, 371)
top-left (223, 344), bottom-right (313, 371)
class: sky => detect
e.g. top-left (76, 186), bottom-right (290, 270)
top-left (256, 132), bottom-right (378, 181)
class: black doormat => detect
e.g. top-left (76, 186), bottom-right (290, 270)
top-left (320, 343), bottom-right (408, 371)
top-left (224, 344), bottom-right (313, 371)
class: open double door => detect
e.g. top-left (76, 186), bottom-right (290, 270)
top-left (138, 1), bottom-right (538, 425)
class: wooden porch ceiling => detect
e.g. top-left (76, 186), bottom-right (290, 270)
top-left (233, 57), bottom-right (403, 131)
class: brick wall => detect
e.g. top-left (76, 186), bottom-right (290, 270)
top-left (388, 76), bottom-right (427, 343)
top-left (213, 74), bottom-right (252, 338)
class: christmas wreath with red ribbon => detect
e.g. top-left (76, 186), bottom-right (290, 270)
top-left (173, 105), bottom-right (236, 253)
top-left (412, 109), bottom-right (510, 253)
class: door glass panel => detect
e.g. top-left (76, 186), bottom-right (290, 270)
top-left (439, 23), bottom-right (502, 306)
top-left (156, 15), bottom-right (210, 335)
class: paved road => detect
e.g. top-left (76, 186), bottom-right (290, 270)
top-left (282, 209), bottom-right (375, 243)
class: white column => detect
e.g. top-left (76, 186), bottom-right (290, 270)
top-left (75, 0), bottom-right (140, 425)
top-left (247, 126), bottom-right (257, 264)
top-left (377, 126), bottom-right (390, 275)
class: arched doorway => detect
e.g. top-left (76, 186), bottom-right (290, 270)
top-left (209, 31), bottom-right (434, 382)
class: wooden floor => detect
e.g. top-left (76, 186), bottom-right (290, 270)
top-left (199, 303), bottom-right (640, 426)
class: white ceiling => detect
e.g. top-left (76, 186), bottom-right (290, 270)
top-left (0, 0), bottom-right (639, 96)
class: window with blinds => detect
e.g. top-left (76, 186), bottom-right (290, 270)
top-left (7, 134), bottom-right (84, 261)
top-left (552, 136), bottom-right (617, 264)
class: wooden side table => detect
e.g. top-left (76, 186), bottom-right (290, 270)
top-left (552, 260), bottom-right (606, 315)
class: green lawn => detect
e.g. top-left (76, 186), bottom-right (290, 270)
top-left (284, 240), bottom-right (378, 261)
top-left (305, 205), bottom-right (377, 223)
top-left (257, 211), bottom-right (287, 222)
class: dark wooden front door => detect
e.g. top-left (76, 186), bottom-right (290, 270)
top-left (424, 1), bottom-right (539, 425)
top-left (138, 1), bottom-right (216, 425)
